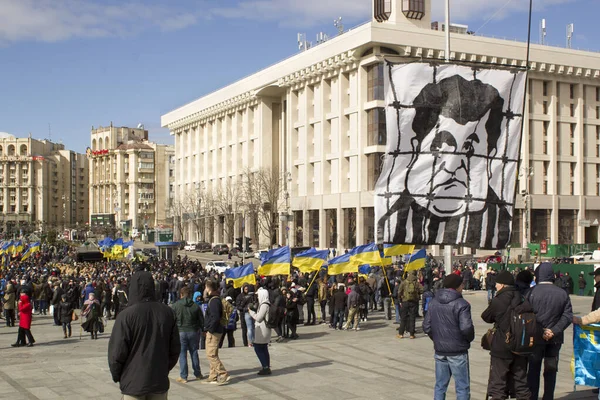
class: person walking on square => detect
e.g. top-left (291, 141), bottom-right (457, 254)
top-left (526, 262), bottom-right (573, 400)
top-left (481, 271), bottom-right (531, 400)
top-left (57, 294), bottom-right (74, 339)
top-left (108, 271), bottom-right (180, 400)
top-left (248, 287), bottom-right (272, 375)
top-left (343, 284), bottom-right (361, 331)
top-left (423, 274), bottom-right (474, 400)
top-left (397, 271), bottom-right (423, 339)
top-left (81, 292), bottom-right (101, 340)
top-left (202, 279), bottom-right (230, 385)
top-left (12, 293), bottom-right (34, 347)
top-left (4, 282), bottom-right (16, 327)
top-left (172, 286), bottom-right (204, 383)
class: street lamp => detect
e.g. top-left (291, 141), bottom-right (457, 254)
top-left (519, 166), bottom-right (534, 248)
top-left (144, 200), bottom-right (149, 244)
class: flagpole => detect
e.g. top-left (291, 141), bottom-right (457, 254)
top-left (445, 0), bottom-right (450, 62)
top-left (304, 270), bottom-right (320, 296)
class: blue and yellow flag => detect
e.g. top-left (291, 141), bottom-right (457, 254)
top-left (293, 248), bottom-right (329, 273)
top-left (383, 244), bottom-right (415, 257)
top-left (327, 253), bottom-right (358, 276)
top-left (0, 241), bottom-right (10, 255)
top-left (405, 249), bottom-right (426, 272)
top-left (29, 242), bottom-right (40, 253)
top-left (225, 263), bottom-right (256, 289)
top-left (14, 240), bottom-right (24, 254)
top-left (573, 324), bottom-right (600, 387)
top-left (349, 243), bottom-right (381, 266)
top-left (112, 238), bottom-right (124, 255)
top-left (258, 246), bottom-right (291, 276)
top-left (6, 241), bottom-right (15, 255)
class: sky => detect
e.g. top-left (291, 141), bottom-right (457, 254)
top-left (0, 0), bottom-right (597, 153)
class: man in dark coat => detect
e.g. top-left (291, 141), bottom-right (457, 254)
top-left (108, 271), bottom-right (180, 399)
top-left (423, 274), bottom-right (474, 399)
top-left (590, 269), bottom-right (600, 312)
top-left (481, 271), bottom-right (531, 400)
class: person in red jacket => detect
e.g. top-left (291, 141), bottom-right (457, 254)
top-left (12, 293), bottom-right (35, 347)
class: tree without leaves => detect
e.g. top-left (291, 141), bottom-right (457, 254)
top-left (256, 168), bottom-right (286, 248)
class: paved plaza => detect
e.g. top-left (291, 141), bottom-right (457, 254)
top-left (0, 290), bottom-right (598, 399)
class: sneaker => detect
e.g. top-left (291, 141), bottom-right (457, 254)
top-left (396, 334), bottom-right (404, 339)
top-left (201, 378), bottom-right (218, 385)
top-left (354, 327), bottom-right (360, 331)
top-left (176, 377), bottom-right (187, 384)
top-left (217, 375), bottom-right (231, 385)
top-left (410, 335), bottom-right (416, 339)
top-left (194, 374), bottom-right (204, 380)
top-left (257, 367), bottom-right (272, 376)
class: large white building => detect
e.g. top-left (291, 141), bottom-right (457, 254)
top-left (162, 0), bottom-right (600, 253)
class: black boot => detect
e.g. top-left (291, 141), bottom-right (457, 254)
top-left (68, 327), bottom-right (72, 337)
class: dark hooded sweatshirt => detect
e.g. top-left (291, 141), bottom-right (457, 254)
top-left (108, 271), bottom-right (180, 396)
top-left (527, 262), bottom-right (573, 344)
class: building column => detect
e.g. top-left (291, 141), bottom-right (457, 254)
top-left (303, 210), bottom-right (310, 246)
top-left (577, 196), bottom-right (586, 244)
top-left (356, 206), bottom-right (364, 245)
top-left (277, 214), bottom-right (285, 247)
top-left (337, 207), bottom-right (345, 252)
top-left (550, 200), bottom-right (558, 245)
top-left (288, 213), bottom-right (296, 248)
top-left (319, 209), bottom-right (327, 250)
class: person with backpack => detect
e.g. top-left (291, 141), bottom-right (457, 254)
top-left (481, 270), bottom-right (532, 400)
top-left (248, 286), bottom-right (272, 375)
top-left (423, 274), bottom-right (474, 400)
top-left (397, 271), bottom-right (423, 339)
top-left (343, 284), bottom-right (361, 331)
top-left (218, 296), bottom-right (237, 348)
top-left (201, 279), bottom-right (230, 385)
top-left (526, 262), bottom-right (573, 400)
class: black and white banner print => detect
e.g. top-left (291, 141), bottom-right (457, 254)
top-left (375, 62), bottom-right (526, 250)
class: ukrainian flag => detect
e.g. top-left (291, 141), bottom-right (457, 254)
top-left (0, 241), bottom-right (9, 255)
top-left (21, 244), bottom-right (33, 261)
top-left (349, 243), bottom-right (381, 266)
top-left (112, 238), bottom-right (124, 257)
top-left (383, 244), bottom-right (415, 257)
top-left (258, 246), bottom-right (291, 276)
top-left (14, 240), bottom-right (24, 254)
top-left (327, 253), bottom-right (358, 276)
top-left (404, 249), bottom-right (426, 272)
top-left (293, 248), bottom-right (329, 273)
top-left (225, 263), bottom-right (256, 289)
top-left (573, 324), bottom-right (600, 387)
top-left (6, 241), bottom-right (15, 255)
top-left (358, 265), bottom-right (372, 275)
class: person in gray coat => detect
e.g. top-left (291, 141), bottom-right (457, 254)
top-left (248, 287), bottom-right (272, 376)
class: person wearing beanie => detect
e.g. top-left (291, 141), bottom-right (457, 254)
top-left (481, 269), bottom-right (532, 399)
top-left (423, 273), bottom-right (474, 399)
top-left (525, 262), bottom-right (572, 400)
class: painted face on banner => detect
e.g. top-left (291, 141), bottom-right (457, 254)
top-left (406, 112), bottom-right (494, 218)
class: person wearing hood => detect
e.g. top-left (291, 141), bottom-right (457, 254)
top-left (108, 271), bottom-right (180, 399)
top-left (481, 270), bottom-right (531, 400)
top-left (12, 293), bottom-right (34, 347)
top-left (526, 262), bottom-right (573, 400)
top-left (343, 285), bottom-right (361, 331)
top-left (4, 282), bottom-right (16, 327)
top-left (172, 286), bottom-right (204, 383)
top-left (248, 287), bottom-right (272, 375)
top-left (423, 274), bottom-right (474, 400)
top-left (57, 294), bottom-right (74, 339)
top-left (81, 292), bottom-right (102, 339)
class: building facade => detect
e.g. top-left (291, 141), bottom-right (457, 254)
top-left (162, 0), bottom-right (600, 252)
top-left (0, 133), bottom-right (89, 236)
top-left (88, 124), bottom-right (174, 235)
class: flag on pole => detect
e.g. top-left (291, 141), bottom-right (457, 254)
top-left (349, 243), bottom-right (381, 266)
top-left (327, 253), bottom-right (358, 276)
top-left (258, 246), bottom-right (291, 276)
top-left (404, 249), bottom-right (427, 272)
top-left (225, 263), bottom-right (256, 289)
top-left (293, 248), bottom-right (329, 273)
top-left (383, 244), bottom-right (415, 257)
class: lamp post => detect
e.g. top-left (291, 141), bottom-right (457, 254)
top-left (520, 166), bottom-right (534, 249)
top-left (144, 200), bottom-right (149, 244)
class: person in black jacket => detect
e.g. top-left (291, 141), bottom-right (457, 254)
top-left (590, 269), bottom-right (600, 311)
top-left (331, 284), bottom-right (347, 330)
top-left (423, 274), bottom-right (474, 400)
top-left (108, 271), bottom-right (180, 399)
top-left (202, 279), bottom-right (230, 385)
top-left (481, 270), bottom-right (531, 400)
top-left (526, 262), bottom-right (573, 400)
top-left (304, 273), bottom-right (318, 326)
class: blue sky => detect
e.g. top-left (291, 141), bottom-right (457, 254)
top-left (0, 0), bottom-right (597, 153)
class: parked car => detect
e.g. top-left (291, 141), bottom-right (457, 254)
top-left (229, 248), bottom-right (240, 257)
top-left (142, 248), bottom-right (158, 257)
top-left (205, 261), bottom-right (230, 274)
top-left (195, 242), bottom-right (212, 252)
top-left (213, 243), bottom-right (230, 255)
top-left (184, 243), bottom-right (197, 251)
top-left (570, 251), bottom-right (594, 262)
top-left (230, 248), bottom-right (253, 258)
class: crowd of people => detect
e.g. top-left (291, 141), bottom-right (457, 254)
top-left (1, 243), bottom-right (599, 399)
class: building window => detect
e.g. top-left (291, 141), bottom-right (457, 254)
top-left (543, 101), bottom-right (548, 114)
top-left (596, 87), bottom-right (600, 102)
top-left (367, 153), bottom-right (385, 190)
top-left (570, 142), bottom-right (574, 156)
top-left (367, 63), bottom-right (384, 101)
top-left (596, 106), bottom-right (600, 119)
top-left (402, 0), bottom-right (425, 20)
top-left (570, 123), bottom-right (576, 138)
top-left (543, 140), bottom-right (548, 155)
top-left (367, 108), bottom-right (387, 146)
top-left (570, 84), bottom-right (575, 99)
top-left (543, 81), bottom-right (549, 97)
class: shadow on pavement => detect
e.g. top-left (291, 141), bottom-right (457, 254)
top-left (556, 390), bottom-right (599, 399)
top-left (228, 360), bottom-right (334, 382)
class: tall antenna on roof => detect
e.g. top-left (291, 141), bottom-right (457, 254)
top-left (566, 23), bottom-right (574, 49)
top-left (48, 123), bottom-right (52, 141)
top-left (334, 17), bottom-right (344, 35)
top-left (540, 19), bottom-right (546, 45)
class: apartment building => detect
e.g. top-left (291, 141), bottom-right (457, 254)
top-left (162, 0), bottom-right (600, 252)
top-left (88, 124), bottom-right (174, 234)
top-left (0, 132), bottom-right (89, 235)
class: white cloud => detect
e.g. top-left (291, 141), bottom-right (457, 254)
top-left (211, 0), bottom-right (578, 28)
top-left (0, 0), bottom-right (200, 43)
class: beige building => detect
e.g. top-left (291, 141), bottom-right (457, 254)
top-left (162, 0), bottom-right (600, 252)
top-left (0, 132), bottom-right (89, 236)
top-left (89, 124), bottom-right (174, 234)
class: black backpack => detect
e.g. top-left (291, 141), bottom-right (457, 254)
top-left (266, 303), bottom-right (283, 329)
top-left (500, 295), bottom-right (540, 355)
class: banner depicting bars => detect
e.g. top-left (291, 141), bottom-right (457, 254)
top-left (375, 62), bottom-right (526, 250)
